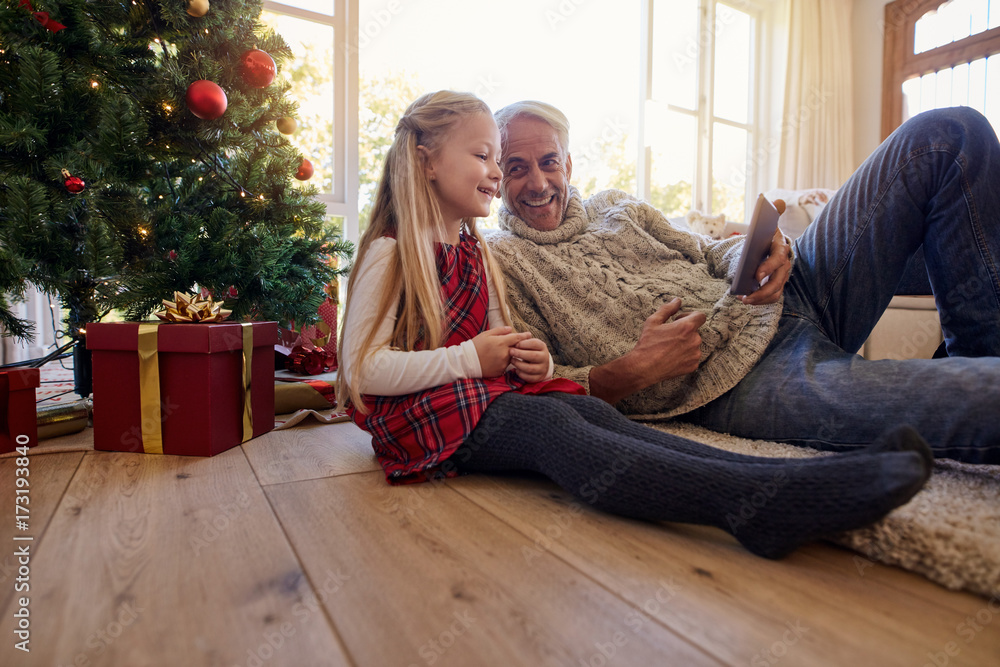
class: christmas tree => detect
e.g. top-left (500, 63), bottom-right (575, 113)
top-left (0, 0), bottom-right (352, 384)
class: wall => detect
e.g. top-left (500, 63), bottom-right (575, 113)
top-left (852, 0), bottom-right (893, 168)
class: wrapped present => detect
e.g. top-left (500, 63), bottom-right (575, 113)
top-left (274, 379), bottom-right (336, 414)
top-left (277, 328), bottom-right (337, 375)
top-left (1, 368), bottom-right (39, 453)
top-left (286, 346), bottom-right (337, 375)
top-left (37, 400), bottom-right (90, 440)
top-left (87, 320), bottom-right (277, 456)
top-left (279, 295), bottom-right (338, 375)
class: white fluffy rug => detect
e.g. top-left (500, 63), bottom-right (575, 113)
top-left (649, 421), bottom-right (1000, 598)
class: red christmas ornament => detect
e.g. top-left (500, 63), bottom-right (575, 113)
top-left (167, 250), bottom-right (178, 261)
top-left (295, 158), bottom-right (313, 181)
top-left (185, 80), bottom-right (227, 120)
top-left (61, 169), bottom-right (85, 194)
top-left (19, 0), bottom-right (66, 32)
top-left (241, 49), bottom-right (276, 89)
top-left (227, 285), bottom-right (239, 299)
top-left (65, 176), bottom-right (85, 194)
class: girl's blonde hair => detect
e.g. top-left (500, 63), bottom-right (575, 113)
top-left (338, 91), bottom-right (514, 412)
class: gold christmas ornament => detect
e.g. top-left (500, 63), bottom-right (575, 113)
top-left (186, 0), bottom-right (209, 17)
top-left (155, 291), bottom-right (232, 323)
top-left (276, 116), bottom-right (297, 134)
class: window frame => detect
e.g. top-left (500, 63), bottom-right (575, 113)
top-left (881, 0), bottom-right (1000, 140)
top-left (638, 0), bottom-right (770, 220)
top-left (263, 0), bottom-right (360, 244)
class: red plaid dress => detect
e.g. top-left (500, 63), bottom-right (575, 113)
top-left (348, 234), bottom-right (585, 485)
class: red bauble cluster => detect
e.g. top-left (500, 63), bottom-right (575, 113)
top-left (185, 80), bottom-right (227, 120)
top-left (241, 49), bottom-right (276, 88)
top-left (185, 50), bottom-right (273, 123)
top-left (294, 158), bottom-right (313, 181)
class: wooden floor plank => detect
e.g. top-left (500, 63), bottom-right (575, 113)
top-left (266, 470), bottom-right (722, 667)
top-left (451, 473), bottom-right (1000, 667)
top-left (0, 426), bottom-right (93, 458)
top-left (243, 421), bottom-right (379, 485)
top-left (0, 449), bottom-right (351, 667)
top-left (4, 428), bottom-right (996, 667)
top-left (0, 451), bottom-right (84, 627)
top-left (799, 541), bottom-right (995, 616)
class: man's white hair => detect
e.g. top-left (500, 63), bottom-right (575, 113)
top-left (494, 101), bottom-right (571, 155)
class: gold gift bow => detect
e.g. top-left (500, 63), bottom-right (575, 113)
top-left (135, 322), bottom-right (255, 455)
top-left (156, 291), bottom-right (232, 323)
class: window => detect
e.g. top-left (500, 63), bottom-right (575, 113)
top-left (356, 0), bottom-right (640, 230)
top-left (882, 0), bottom-right (1000, 139)
top-left (352, 1), bottom-right (776, 228)
top-left (263, 0), bottom-right (359, 242)
top-left (640, 0), bottom-right (772, 222)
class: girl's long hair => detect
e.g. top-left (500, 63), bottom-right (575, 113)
top-left (338, 91), bottom-right (513, 412)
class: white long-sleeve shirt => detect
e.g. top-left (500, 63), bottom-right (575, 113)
top-left (341, 236), bottom-right (515, 396)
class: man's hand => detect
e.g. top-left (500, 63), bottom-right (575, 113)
top-left (472, 327), bottom-right (530, 377)
top-left (741, 228), bottom-right (792, 306)
top-left (511, 337), bottom-right (551, 383)
top-left (588, 298), bottom-right (707, 405)
top-left (631, 298), bottom-right (706, 379)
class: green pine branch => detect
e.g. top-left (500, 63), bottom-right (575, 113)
top-left (1, 0), bottom-right (352, 340)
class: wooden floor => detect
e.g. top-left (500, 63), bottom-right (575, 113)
top-left (2, 420), bottom-right (998, 667)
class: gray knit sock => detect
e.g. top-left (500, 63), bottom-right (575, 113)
top-left (456, 392), bottom-right (932, 559)
top-left (545, 392), bottom-right (929, 466)
top-left (546, 392), bottom-right (786, 463)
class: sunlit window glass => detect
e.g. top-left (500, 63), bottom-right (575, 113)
top-left (261, 11), bottom-right (336, 194)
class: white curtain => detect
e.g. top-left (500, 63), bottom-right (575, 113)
top-left (1, 287), bottom-right (59, 365)
top-left (778, 0), bottom-right (855, 190)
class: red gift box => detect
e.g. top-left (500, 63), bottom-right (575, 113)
top-left (87, 321), bottom-right (276, 456)
top-left (1, 368), bottom-right (39, 454)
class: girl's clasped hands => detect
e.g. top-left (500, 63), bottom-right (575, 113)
top-left (471, 326), bottom-right (550, 382)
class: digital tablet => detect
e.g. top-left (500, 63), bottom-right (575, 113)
top-left (731, 194), bottom-right (781, 295)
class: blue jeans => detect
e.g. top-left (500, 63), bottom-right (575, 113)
top-left (687, 108), bottom-right (1000, 463)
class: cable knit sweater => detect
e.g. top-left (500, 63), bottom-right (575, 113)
top-left (486, 187), bottom-right (785, 419)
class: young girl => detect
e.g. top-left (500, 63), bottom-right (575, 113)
top-left (338, 90), bottom-right (932, 559)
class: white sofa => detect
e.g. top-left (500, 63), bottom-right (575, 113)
top-left (677, 189), bottom-right (943, 361)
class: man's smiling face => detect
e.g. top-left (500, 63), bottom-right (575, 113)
top-left (499, 115), bottom-right (573, 231)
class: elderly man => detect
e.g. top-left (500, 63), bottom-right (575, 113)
top-left (486, 101), bottom-right (1000, 463)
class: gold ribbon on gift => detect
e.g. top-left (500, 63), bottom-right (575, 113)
top-left (134, 321), bottom-right (256, 454)
top-left (241, 322), bottom-right (253, 443)
top-left (137, 323), bottom-right (164, 455)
